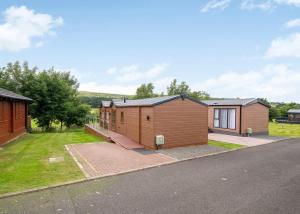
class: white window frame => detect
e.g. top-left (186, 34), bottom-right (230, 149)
top-left (213, 108), bottom-right (236, 130)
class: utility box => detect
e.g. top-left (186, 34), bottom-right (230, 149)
top-left (156, 135), bottom-right (165, 146)
top-left (247, 128), bottom-right (253, 136)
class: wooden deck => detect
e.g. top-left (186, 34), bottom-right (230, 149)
top-left (85, 124), bottom-right (144, 149)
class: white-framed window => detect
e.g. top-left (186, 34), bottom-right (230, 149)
top-left (228, 109), bottom-right (236, 129)
top-left (214, 108), bottom-right (236, 130)
top-left (214, 109), bottom-right (219, 128)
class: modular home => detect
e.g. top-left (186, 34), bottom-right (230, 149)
top-left (287, 109), bottom-right (300, 122)
top-left (203, 98), bottom-right (269, 136)
top-left (100, 95), bottom-right (208, 149)
top-left (0, 88), bottom-right (32, 145)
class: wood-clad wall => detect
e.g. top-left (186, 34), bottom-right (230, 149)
top-left (153, 98), bottom-right (208, 149)
top-left (0, 100), bottom-right (27, 145)
top-left (242, 103), bottom-right (269, 135)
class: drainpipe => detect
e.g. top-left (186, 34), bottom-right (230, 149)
top-left (239, 105), bottom-right (242, 135)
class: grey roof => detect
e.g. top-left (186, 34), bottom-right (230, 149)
top-left (0, 88), bottom-right (32, 101)
top-left (202, 98), bottom-right (269, 107)
top-left (102, 101), bottom-right (112, 108)
top-left (288, 109), bottom-right (300, 114)
top-left (101, 95), bottom-right (207, 107)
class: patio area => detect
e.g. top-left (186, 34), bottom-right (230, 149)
top-left (66, 143), bottom-right (176, 178)
top-left (66, 140), bottom-right (234, 178)
top-left (208, 133), bottom-right (287, 147)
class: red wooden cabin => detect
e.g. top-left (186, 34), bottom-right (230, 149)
top-left (0, 88), bottom-right (32, 145)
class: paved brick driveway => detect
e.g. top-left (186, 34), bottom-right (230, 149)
top-left (208, 133), bottom-right (287, 147)
top-left (66, 143), bottom-right (176, 178)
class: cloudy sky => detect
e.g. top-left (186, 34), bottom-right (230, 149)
top-left (1, 0), bottom-right (300, 102)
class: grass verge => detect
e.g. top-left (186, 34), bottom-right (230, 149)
top-left (269, 122), bottom-right (300, 137)
top-left (208, 140), bottom-right (245, 149)
top-left (0, 129), bottom-right (103, 195)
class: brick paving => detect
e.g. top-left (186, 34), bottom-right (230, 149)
top-left (66, 143), bottom-right (176, 178)
top-left (208, 133), bottom-right (287, 147)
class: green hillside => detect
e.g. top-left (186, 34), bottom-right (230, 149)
top-left (78, 91), bottom-right (134, 99)
top-left (78, 91), bottom-right (134, 108)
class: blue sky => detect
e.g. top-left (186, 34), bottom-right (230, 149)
top-left (1, 0), bottom-right (300, 102)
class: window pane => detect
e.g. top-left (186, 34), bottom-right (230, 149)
top-left (228, 109), bottom-right (236, 129)
top-left (214, 109), bottom-right (219, 127)
top-left (214, 109), bottom-right (219, 119)
top-left (214, 119), bottom-right (219, 127)
top-left (220, 109), bottom-right (228, 128)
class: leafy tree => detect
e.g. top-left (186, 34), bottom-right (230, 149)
top-left (277, 102), bottom-right (300, 117)
top-left (135, 83), bottom-right (155, 99)
top-left (189, 91), bottom-right (210, 100)
top-left (269, 106), bottom-right (278, 121)
top-left (32, 69), bottom-right (79, 129)
top-left (167, 79), bottom-right (210, 100)
top-left (0, 61), bottom-right (89, 130)
top-left (167, 79), bottom-right (191, 95)
top-left (64, 104), bottom-right (91, 128)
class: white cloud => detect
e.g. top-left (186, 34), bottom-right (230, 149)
top-left (201, 0), bottom-right (300, 12)
top-left (275, 0), bottom-right (300, 7)
top-left (153, 76), bottom-right (175, 93)
top-left (35, 41), bottom-right (44, 48)
top-left (105, 63), bottom-right (169, 82)
top-left (0, 6), bottom-right (63, 51)
top-left (201, 0), bottom-right (231, 13)
top-left (240, 0), bottom-right (275, 11)
top-left (197, 64), bottom-right (300, 102)
top-left (265, 33), bottom-right (300, 58)
top-left (285, 18), bottom-right (300, 29)
top-left (79, 75), bottom-right (174, 95)
top-left (105, 67), bottom-right (117, 75)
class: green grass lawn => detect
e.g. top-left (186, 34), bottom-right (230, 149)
top-left (0, 129), bottom-right (103, 195)
top-left (208, 140), bottom-right (245, 149)
top-left (269, 122), bottom-right (300, 137)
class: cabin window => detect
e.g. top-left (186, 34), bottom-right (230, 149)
top-left (214, 108), bottom-right (236, 130)
top-left (214, 109), bottom-right (219, 127)
top-left (121, 112), bottom-right (124, 123)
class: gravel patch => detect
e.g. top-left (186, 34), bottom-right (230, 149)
top-left (158, 145), bottom-right (227, 160)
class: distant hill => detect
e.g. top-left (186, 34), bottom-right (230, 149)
top-left (78, 91), bottom-right (134, 108)
top-left (78, 91), bottom-right (134, 99)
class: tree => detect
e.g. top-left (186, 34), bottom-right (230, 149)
top-left (32, 69), bottom-right (79, 129)
top-left (167, 79), bottom-right (210, 100)
top-left (277, 102), bottom-right (300, 117)
top-left (135, 83), bottom-right (155, 99)
top-left (0, 61), bottom-right (89, 130)
top-left (64, 104), bottom-right (91, 128)
top-left (269, 106), bottom-right (278, 121)
top-left (167, 79), bottom-right (191, 95)
top-left (189, 91), bottom-right (210, 100)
